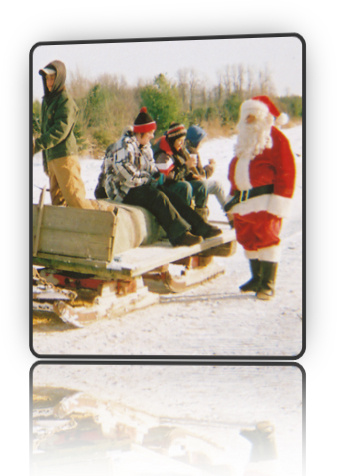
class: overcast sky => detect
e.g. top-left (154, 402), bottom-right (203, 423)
top-left (31, 35), bottom-right (303, 101)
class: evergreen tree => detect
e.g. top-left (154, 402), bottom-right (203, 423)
top-left (140, 74), bottom-right (183, 133)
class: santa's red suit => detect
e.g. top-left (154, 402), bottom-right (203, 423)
top-left (227, 111), bottom-right (296, 263)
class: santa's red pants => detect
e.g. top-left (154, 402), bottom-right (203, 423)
top-left (233, 211), bottom-right (282, 258)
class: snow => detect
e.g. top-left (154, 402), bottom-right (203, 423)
top-left (32, 125), bottom-right (303, 357)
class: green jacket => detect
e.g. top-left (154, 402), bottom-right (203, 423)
top-left (35, 60), bottom-right (78, 162)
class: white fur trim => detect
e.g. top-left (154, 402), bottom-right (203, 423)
top-left (230, 194), bottom-right (271, 215)
top-left (244, 250), bottom-right (259, 260)
top-left (267, 194), bottom-right (293, 218)
top-left (241, 99), bottom-right (269, 120)
top-left (234, 158), bottom-right (252, 189)
top-left (230, 193), bottom-right (292, 218)
top-left (257, 245), bottom-right (281, 262)
top-left (275, 112), bottom-right (289, 126)
top-left (244, 245), bottom-right (281, 261)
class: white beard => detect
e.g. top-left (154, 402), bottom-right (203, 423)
top-left (235, 115), bottom-right (274, 161)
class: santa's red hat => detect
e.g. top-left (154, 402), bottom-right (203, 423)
top-left (240, 95), bottom-right (289, 126)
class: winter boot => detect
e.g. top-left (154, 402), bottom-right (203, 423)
top-left (202, 224), bottom-right (222, 239)
top-left (195, 207), bottom-right (209, 221)
top-left (240, 259), bottom-right (261, 293)
top-left (256, 261), bottom-right (278, 300)
top-left (173, 231), bottom-right (203, 247)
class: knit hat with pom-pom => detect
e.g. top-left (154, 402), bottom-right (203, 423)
top-left (133, 107), bottom-right (157, 133)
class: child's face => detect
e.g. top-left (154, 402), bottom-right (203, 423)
top-left (173, 137), bottom-right (185, 151)
top-left (138, 130), bottom-right (155, 146)
top-left (46, 73), bottom-right (56, 92)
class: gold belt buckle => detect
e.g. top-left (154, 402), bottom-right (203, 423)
top-left (239, 190), bottom-right (249, 202)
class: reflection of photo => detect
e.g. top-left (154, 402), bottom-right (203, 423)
top-left (31, 36), bottom-right (304, 358)
top-left (32, 363), bottom-right (304, 476)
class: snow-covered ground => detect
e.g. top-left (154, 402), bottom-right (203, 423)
top-left (32, 363), bottom-right (303, 476)
top-left (32, 126), bottom-right (303, 357)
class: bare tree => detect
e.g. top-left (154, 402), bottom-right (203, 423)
top-left (177, 69), bottom-right (189, 111)
top-left (246, 66), bottom-right (255, 97)
top-left (257, 65), bottom-right (276, 96)
top-left (187, 68), bottom-right (199, 112)
top-left (223, 65), bottom-right (233, 95)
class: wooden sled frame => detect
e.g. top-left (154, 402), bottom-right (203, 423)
top-left (32, 193), bottom-right (236, 327)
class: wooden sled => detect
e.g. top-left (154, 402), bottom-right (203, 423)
top-left (32, 193), bottom-right (236, 327)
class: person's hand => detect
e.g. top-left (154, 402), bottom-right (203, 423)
top-left (186, 154), bottom-right (197, 168)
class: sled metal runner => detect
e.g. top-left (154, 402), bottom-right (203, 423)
top-left (32, 201), bottom-right (236, 327)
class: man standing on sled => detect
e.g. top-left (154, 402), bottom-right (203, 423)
top-left (33, 60), bottom-right (101, 210)
top-left (225, 96), bottom-right (296, 300)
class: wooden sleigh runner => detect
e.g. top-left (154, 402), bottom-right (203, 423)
top-left (32, 190), bottom-right (236, 328)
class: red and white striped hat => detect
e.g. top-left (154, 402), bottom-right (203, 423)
top-left (133, 107), bottom-right (157, 133)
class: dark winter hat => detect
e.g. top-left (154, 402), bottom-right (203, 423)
top-left (186, 125), bottom-right (207, 148)
top-left (166, 122), bottom-right (187, 142)
top-left (133, 107), bottom-right (157, 133)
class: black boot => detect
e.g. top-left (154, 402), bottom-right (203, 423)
top-left (256, 261), bottom-right (278, 300)
top-left (173, 231), bottom-right (203, 247)
top-left (191, 221), bottom-right (222, 239)
top-left (240, 259), bottom-right (261, 293)
top-left (202, 224), bottom-right (222, 239)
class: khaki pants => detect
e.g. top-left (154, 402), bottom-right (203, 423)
top-left (47, 156), bottom-right (101, 210)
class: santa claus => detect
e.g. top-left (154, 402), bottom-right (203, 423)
top-left (225, 96), bottom-right (296, 300)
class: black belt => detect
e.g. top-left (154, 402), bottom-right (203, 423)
top-left (225, 184), bottom-right (274, 212)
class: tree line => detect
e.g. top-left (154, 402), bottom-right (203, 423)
top-left (32, 65), bottom-right (302, 158)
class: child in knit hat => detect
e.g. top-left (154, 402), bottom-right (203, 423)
top-left (185, 125), bottom-right (228, 219)
top-left (153, 122), bottom-right (209, 219)
top-left (101, 108), bottom-right (222, 247)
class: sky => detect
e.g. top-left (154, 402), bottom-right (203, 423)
top-left (31, 35), bottom-right (303, 101)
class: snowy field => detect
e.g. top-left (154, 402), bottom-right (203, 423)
top-left (32, 125), bottom-right (303, 357)
top-left (32, 363), bottom-right (303, 476)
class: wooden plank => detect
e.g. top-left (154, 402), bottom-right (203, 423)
top-left (32, 205), bottom-right (116, 235)
top-left (37, 228), bottom-right (112, 261)
top-left (32, 204), bottom-right (116, 261)
top-left (32, 253), bottom-right (114, 278)
top-left (33, 186), bottom-right (47, 257)
top-left (32, 203), bottom-right (161, 260)
top-left (107, 227), bottom-right (236, 278)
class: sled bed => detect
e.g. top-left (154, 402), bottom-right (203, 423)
top-left (32, 202), bottom-right (236, 279)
